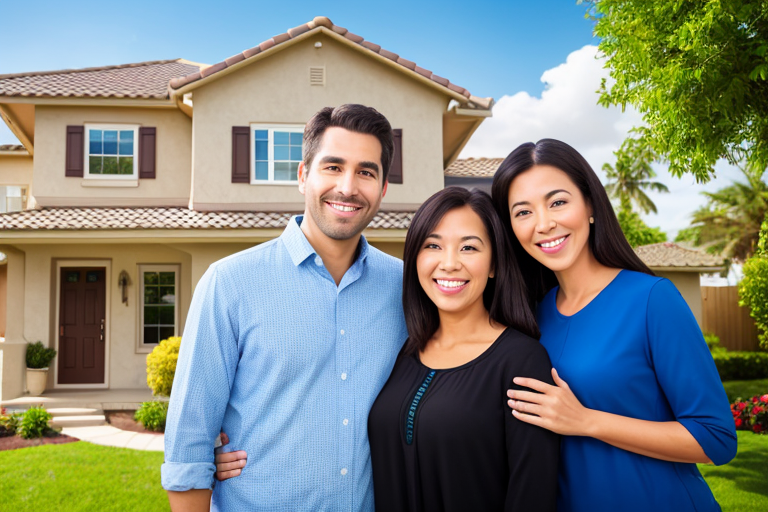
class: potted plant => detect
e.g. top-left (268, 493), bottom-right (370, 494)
top-left (26, 342), bottom-right (57, 396)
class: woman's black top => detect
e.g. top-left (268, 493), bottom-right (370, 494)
top-left (368, 327), bottom-right (560, 512)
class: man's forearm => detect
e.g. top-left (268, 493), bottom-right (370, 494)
top-left (167, 489), bottom-right (212, 512)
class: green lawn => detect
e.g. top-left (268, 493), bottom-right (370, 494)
top-left (699, 431), bottom-right (768, 511)
top-left (0, 442), bottom-right (168, 512)
top-left (721, 379), bottom-right (768, 402)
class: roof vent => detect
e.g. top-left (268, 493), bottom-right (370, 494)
top-left (310, 66), bottom-right (325, 86)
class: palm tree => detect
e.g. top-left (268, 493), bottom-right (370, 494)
top-left (602, 138), bottom-right (669, 214)
top-left (675, 165), bottom-right (768, 263)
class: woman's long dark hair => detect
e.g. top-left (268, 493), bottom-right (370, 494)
top-left (402, 187), bottom-right (539, 355)
top-left (491, 138), bottom-right (654, 304)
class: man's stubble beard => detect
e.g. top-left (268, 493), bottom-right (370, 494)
top-left (308, 193), bottom-right (377, 241)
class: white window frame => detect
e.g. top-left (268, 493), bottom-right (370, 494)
top-left (84, 124), bottom-right (140, 180)
top-left (0, 185), bottom-right (28, 213)
top-left (137, 264), bottom-right (180, 353)
top-left (249, 124), bottom-right (305, 185)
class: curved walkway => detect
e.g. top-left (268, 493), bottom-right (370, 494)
top-left (62, 425), bottom-right (164, 452)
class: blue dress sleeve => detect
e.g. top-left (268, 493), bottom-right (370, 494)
top-left (646, 279), bottom-right (737, 466)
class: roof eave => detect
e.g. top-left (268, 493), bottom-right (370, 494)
top-left (0, 96), bottom-right (177, 107)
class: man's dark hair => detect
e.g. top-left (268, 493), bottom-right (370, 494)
top-left (303, 104), bottom-right (394, 183)
top-left (402, 187), bottom-right (540, 355)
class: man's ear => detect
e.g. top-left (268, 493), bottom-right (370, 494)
top-left (298, 162), bottom-right (307, 195)
top-left (381, 179), bottom-right (388, 198)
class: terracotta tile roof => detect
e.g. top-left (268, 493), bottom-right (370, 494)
top-left (169, 16), bottom-right (492, 110)
top-left (0, 60), bottom-right (203, 100)
top-left (635, 242), bottom-right (724, 269)
top-left (0, 144), bottom-right (27, 152)
top-left (444, 158), bottom-right (504, 178)
top-left (0, 207), bottom-right (413, 231)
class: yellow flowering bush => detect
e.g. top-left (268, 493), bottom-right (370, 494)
top-left (146, 336), bottom-right (181, 397)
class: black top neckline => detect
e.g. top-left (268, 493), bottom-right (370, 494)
top-left (415, 326), bottom-right (512, 372)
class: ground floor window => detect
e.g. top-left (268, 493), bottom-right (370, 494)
top-left (138, 265), bottom-right (179, 351)
top-left (0, 185), bottom-right (28, 213)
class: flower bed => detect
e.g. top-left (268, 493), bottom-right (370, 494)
top-left (731, 394), bottom-right (768, 434)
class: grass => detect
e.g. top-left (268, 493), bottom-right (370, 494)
top-left (0, 442), bottom-right (169, 511)
top-left (699, 431), bottom-right (768, 511)
top-left (721, 379), bottom-right (768, 402)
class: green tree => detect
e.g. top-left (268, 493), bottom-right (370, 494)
top-left (739, 217), bottom-right (768, 348)
top-left (602, 137), bottom-right (669, 214)
top-left (586, 0), bottom-right (768, 181)
top-left (675, 165), bottom-right (768, 263)
top-left (617, 208), bottom-right (667, 248)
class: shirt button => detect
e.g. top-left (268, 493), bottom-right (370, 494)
top-left (341, 468), bottom-right (348, 476)
top-left (340, 329), bottom-right (345, 335)
top-left (314, 256), bottom-right (322, 266)
top-left (343, 418), bottom-right (349, 426)
top-left (341, 373), bottom-right (347, 380)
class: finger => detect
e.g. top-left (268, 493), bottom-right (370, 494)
top-left (220, 432), bottom-right (230, 446)
top-left (506, 389), bottom-right (547, 404)
top-left (507, 399), bottom-right (544, 417)
top-left (511, 408), bottom-right (545, 427)
top-left (551, 368), bottom-right (569, 390)
top-left (215, 469), bottom-right (242, 481)
top-left (511, 377), bottom-right (554, 393)
top-left (214, 450), bottom-right (248, 464)
top-left (216, 460), bottom-right (246, 472)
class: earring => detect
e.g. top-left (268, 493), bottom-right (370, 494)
top-left (589, 216), bottom-right (594, 224)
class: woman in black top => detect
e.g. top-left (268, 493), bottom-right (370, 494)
top-left (367, 187), bottom-right (559, 512)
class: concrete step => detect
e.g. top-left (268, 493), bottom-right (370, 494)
top-left (50, 414), bottom-right (107, 428)
top-left (47, 407), bottom-right (100, 417)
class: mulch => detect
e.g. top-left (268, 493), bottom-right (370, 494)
top-left (0, 431), bottom-right (79, 452)
top-left (105, 410), bottom-right (162, 435)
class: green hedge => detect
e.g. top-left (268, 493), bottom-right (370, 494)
top-left (713, 351), bottom-right (768, 381)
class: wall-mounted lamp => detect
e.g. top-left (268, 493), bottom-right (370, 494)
top-left (118, 270), bottom-right (131, 305)
top-left (314, 41), bottom-right (323, 48)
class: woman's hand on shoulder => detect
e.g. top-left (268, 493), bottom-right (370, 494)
top-left (214, 432), bottom-right (248, 481)
top-left (507, 368), bottom-right (593, 436)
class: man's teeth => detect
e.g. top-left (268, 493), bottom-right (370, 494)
top-left (329, 203), bottom-right (359, 212)
top-left (540, 236), bottom-right (566, 249)
top-left (436, 279), bottom-right (467, 288)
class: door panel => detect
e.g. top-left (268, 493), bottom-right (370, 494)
top-left (58, 267), bottom-right (106, 385)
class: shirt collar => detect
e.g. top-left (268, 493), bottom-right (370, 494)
top-left (281, 215), bottom-right (370, 268)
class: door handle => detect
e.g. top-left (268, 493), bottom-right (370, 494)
top-left (100, 318), bottom-right (105, 342)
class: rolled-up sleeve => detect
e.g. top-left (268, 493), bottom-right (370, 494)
top-left (161, 264), bottom-right (240, 491)
top-left (646, 279), bottom-right (738, 466)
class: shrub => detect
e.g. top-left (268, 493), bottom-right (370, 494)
top-left (17, 406), bottom-right (53, 439)
top-left (739, 217), bottom-right (768, 349)
top-left (731, 394), bottom-right (768, 434)
top-left (134, 401), bottom-right (168, 432)
top-left (713, 351), bottom-right (768, 381)
top-left (25, 341), bottom-right (57, 369)
top-left (0, 410), bottom-right (23, 437)
top-left (146, 336), bottom-right (181, 397)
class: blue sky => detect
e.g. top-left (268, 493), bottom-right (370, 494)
top-left (0, 0), bottom-right (742, 239)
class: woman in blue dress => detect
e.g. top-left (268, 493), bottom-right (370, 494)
top-left (492, 138), bottom-right (737, 512)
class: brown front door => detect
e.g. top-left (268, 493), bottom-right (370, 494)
top-left (58, 267), bottom-right (106, 385)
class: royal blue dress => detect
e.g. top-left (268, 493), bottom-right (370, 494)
top-left (537, 270), bottom-right (737, 512)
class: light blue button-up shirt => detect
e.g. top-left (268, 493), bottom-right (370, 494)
top-left (162, 216), bottom-right (408, 512)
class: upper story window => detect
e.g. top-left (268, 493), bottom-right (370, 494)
top-left (250, 125), bottom-right (304, 183)
top-left (85, 124), bottom-right (139, 179)
top-left (0, 185), bottom-right (28, 213)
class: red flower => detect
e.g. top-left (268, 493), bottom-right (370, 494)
top-left (735, 418), bottom-right (743, 427)
top-left (752, 424), bottom-right (763, 433)
top-left (761, 394), bottom-right (768, 403)
top-left (752, 396), bottom-right (759, 404)
top-left (753, 406), bottom-right (764, 415)
top-left (732, 408), bottom-right (740, 417)
top-left (737, 402), bottom-right (747, 411)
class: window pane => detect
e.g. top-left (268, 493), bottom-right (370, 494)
top-left (159, 272), bottom-right (175, 285)
top-left (255, 130), bottom-right (268, 141)
top-left (6, 186), bottom-right (21, 197)
top-left (6, 196), bottom-right (22, 212)
top-left (274, 162), bottom-right (293, 181)
top-left (255, 161), bottom-right (268, 180)
top-left (290, 146), bottom-right (302, 161)
top-left (66, 271), bottom-right (80, 283)
top-left (102, 156), bottom-right (118, 174)
top-left (274, 145), bottom-right (289, 160)
top-left (144, 326), bottom-right (159, 345)
top-left (255, 140), bottom-right (268, 160)
top-left (274, 131), bottom-right (289, 145)
top-left (119, 141), bottom-right (133, 156)
top-left (118, 157), bottom-right (133, 175)
top-left (89, 156), bottom-right (102, 174)
top-left (144, 286), bottom-right (159, 305)
top-left (290, 161), bottom-right (299, 181)
top-left (144, 306), bottom-right (159, 325)
top-left (144, 272), bottom-right (159, 285)
top-left (120, 130), bottom-right (134, 142)
top-left (158, 305), bottom-right (175, 324)
top-left (159, 287), bottom-right (175, 304)
top-left (89, 130), bottom-right (102, 154)
top-left (290, 132), bottom-right (303, 145)
top-left (159, 326), bottom-right (175, 342)
top-left (103, 131), bottom-right (118, 155)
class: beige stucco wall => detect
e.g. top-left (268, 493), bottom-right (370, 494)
top-left (656, 271), bottom-right (703, 327)
top-left (32, 106), bottom-right (192, 207)
top-left (0, 246), bottom-right (26, 400)
top-left (0, 264), bottom-right (6, 337)
top-left (191, 33), bottom-right (448, 211)
top-left (0, 155), bottom-right (33, 186)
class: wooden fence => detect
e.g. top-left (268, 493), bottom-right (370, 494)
top-left (701, 286), bottom-right (760, 352)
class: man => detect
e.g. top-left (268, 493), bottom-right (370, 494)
top-left (162, 104), bottom-right (408, 511)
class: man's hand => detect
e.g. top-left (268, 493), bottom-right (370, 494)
top-left (215, 431), bottom-right (248, 481)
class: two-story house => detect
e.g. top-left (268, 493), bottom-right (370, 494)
top-left (0, 16), bottom-right (493, 400)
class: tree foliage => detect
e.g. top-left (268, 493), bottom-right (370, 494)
top-left (675, 165), bottom-right (768, 263)
top-left (739, 217), bottom-right (768, 348)
top-left (587, 0), bottom-right (768, 181)
top-left (617, 208), bottom-right (667, 248)
top-left (603, 136), bottom-right (669, 214)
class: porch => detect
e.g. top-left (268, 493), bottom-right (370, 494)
top-left (0, 387), bottom-right (160, 411)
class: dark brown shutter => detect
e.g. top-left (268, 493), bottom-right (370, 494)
top-left (65, 126), bottom-right (84, 177)
top-left (232, 126), bottom-right (250, 183)
top-left (139, 127), bottom-right (156, 179)
top-left (388, 128), bottom-right (403, 184)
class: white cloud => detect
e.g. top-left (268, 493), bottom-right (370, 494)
top-left (461, 44), bottom-right (745, 240)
